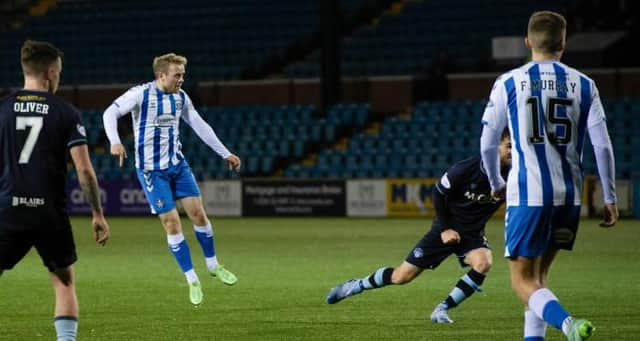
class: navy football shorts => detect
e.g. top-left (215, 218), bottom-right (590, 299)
top-left (405, 227), bottom-right (490, 269)
top-left (0, 207), bottom-right (77, 272)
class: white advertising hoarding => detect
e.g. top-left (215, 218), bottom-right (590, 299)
top-left (346, 180), bottom-right (387, 217)
top-left (200, 180), bottom-right (242, 217)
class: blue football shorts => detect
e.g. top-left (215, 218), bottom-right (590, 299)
top-left (136, 160), bottom-right (200, 215)
top-left (504, 205), bottom-right (581, 258)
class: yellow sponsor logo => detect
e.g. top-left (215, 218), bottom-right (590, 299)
top-left (16, 95), bottom-right (46, 101)
top-left (386, 178), bottom-right (438, 217)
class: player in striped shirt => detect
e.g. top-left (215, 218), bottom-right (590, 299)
top-left (480, 11), bottom-right (618, 341)
top-left (103, 53), bottom-right (240, 305)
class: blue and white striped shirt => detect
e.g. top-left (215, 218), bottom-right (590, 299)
top-left (104, 81), bottom-right (231, 170)
top-left (481, 61), bottom-right (607, 206)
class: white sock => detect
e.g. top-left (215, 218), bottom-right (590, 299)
top-left (167, 233), bottom-right (185, 245)
top-left (528, 288), bottom-right (558, 319)
top-left (561, 316), bottom-right (574, 335)
top-left (524, 308), bottom-right (547, 339)
top-left (184, 269), bottom-right (198, 284)
top-left (206, 256), bottom-right (219, 270)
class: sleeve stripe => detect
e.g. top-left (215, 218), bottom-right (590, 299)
top-left (67, 139), bottom-right (87, 147)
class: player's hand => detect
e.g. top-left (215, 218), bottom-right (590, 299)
top-left (92, 215), bottom-right (110, 246)
top-left (441, 229), bottom-right (461, 245)
top-left (599, 203), bottom-right (618, 228)
top-left (226, 154), bottom-right (241, 172)
top-left (110, 144), bottom-right (127, 168)
top-left (491, 186), bottom-right (506, 201)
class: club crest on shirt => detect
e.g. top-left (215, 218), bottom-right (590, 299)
top-left (76, 124), bottom-right (86, 137)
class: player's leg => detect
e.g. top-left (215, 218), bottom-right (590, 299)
top-left (326, 262), bottom-right (421, 304)
top-left (523, 247), bottom-right (557, 341)
top-left (35, 216), bottom-right (80, 341)
top-left (431, 241), bottom-right (492, 324)
top-left (159, 209), bottom-right (202, 305)
top-left (175, 160), bottom-right (237, 285)
top-left (137, 167), bottom-right (202, 303)
top-left (443, 248), bottom-right (491, 307)
top-left (327, 228), bottom-right (446, 304)
top-left (50, 266), bottom-right (78, 341)
top-left (507, 206), bottom-right (591, 340)
top-left (180, 196), bottom-right (237, 285)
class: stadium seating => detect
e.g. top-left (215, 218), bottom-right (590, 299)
top-left (0, 0), bottom-right (387, 87)
top-left (283, 98), bottom-right (639, 179)
top-left (70, 96), bottom-right (638, 182)
top-left (286, 0), bottom-right (575, 77)
top-left (75, 103), bottom-right (372, 181)
top-left (0, 0), bottom-right (322, 86)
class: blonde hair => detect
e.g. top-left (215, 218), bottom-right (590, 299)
top-left (527, 11), bottom-right (566, 54)
top-left (152, 53), bottom-right (187, 75)
top-left (21, 40), bottom-right (63, 76)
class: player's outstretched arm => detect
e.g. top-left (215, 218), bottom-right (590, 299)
top-left (70, 144), bottom-right (111, 245)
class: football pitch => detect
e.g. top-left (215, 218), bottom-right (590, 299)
top-left (1, 217), bottom-right (638, 340)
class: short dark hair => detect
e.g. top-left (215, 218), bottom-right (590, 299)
top-left (21, 40), bottom-right (63, 76)
top-left (527, 11), bottom-right (566, 53)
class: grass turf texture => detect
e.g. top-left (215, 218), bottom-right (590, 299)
top-left (1, 217), bottom-right (638, 340)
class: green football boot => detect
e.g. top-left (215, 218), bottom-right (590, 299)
top-left (209, 265), bottom-right (238, 285)
top-left (189, 280), bottom-right (203, 305)
top-left (567, 319), bottom-right (594, 341)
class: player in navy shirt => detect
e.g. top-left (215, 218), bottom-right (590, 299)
top-left (0, 40), bottom-right (110, 341)
top-left (327, 130), bottom-right (510, 324)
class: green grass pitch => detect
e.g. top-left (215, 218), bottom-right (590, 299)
top-left (1, 217), bottom-right (638, 340)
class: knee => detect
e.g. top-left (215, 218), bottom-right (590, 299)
top-left (160, 216), bottom-right (182, 234)
top-left (473, 258), bottom-right (492, 274)
top-left (52, 267), bottom-right (74, 287)
top-left (187, 207), bottom-right (208, 226)
top-left (193, 211), bottom-right (208, 226)
top-left (391, 268), bottom-right (415, 285)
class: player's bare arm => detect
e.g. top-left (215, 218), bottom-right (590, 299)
top-left (70, 144), bottom-right (111, 246)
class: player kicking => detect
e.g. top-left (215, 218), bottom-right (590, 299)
top-left (480, 11), bottom-right (618, 341)
top-left (103, 53), bottom-right (240, 305)
top-left (327, 130), bottom-right (511, 324)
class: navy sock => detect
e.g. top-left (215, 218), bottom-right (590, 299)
top-left (444, 269), bottom-right (485, 308)
top-left (360, 267), bottom-right (394, 290)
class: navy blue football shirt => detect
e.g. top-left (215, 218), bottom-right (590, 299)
top-left (432, 155), bottom-right (508, 235)
top-left (0, 90), bottom-right (87, 211)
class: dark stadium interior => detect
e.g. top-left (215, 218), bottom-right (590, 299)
top-left (0, 0), bottom-right (638, 186)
